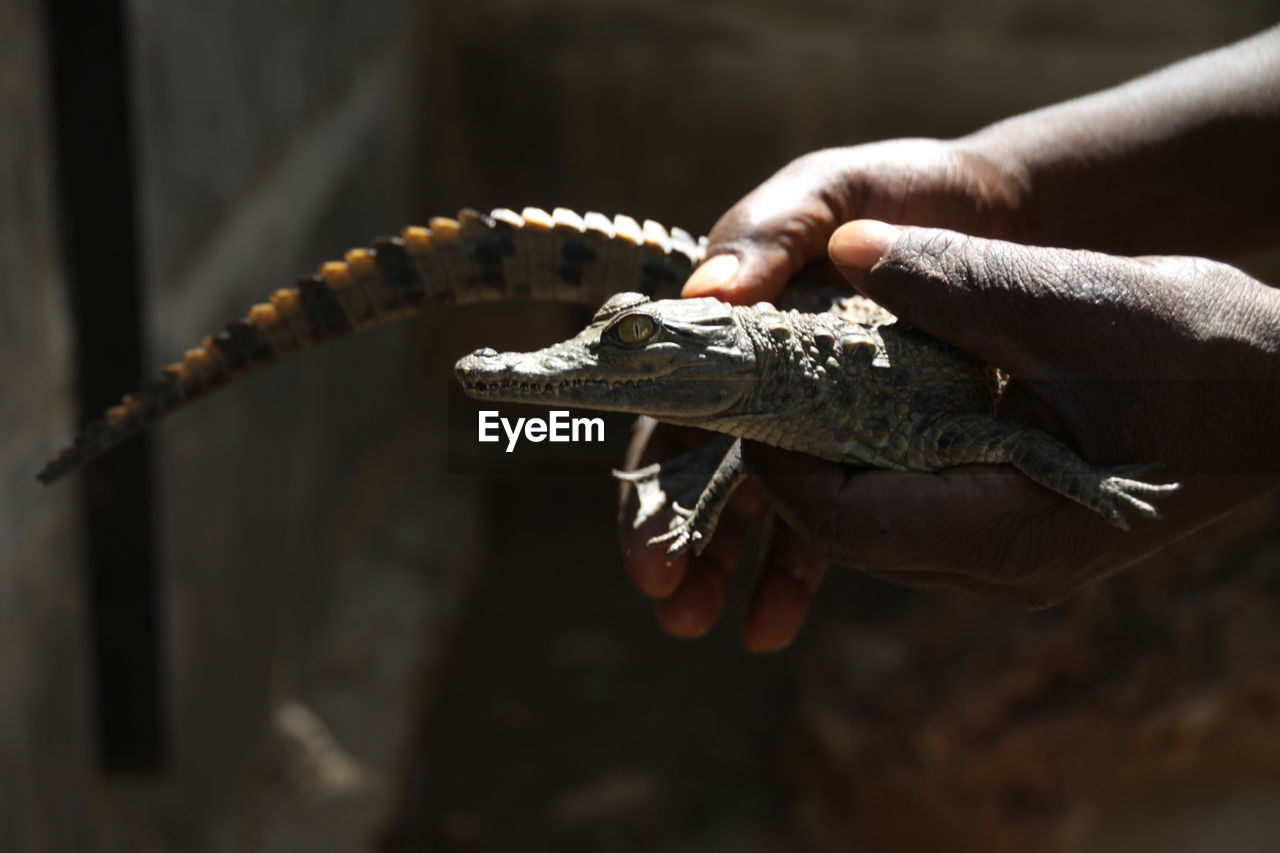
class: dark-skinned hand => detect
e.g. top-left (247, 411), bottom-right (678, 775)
top-left (619, 140), bottom-right (1034, 653)
top-left (761, 220), bottom-right (1279, 602)
top-left (618, 143), bottom-right (1280, 652)
top-left (618, 28), bottom-right (1280, 651)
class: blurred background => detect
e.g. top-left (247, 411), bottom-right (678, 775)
top-left (3, 0), bottom-right (1279, 850)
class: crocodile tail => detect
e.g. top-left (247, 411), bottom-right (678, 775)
top-left (37, 206), bottom-right (706, 484)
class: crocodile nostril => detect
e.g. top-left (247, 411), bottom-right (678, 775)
top-left (471, 347), bottom-right (499, 358)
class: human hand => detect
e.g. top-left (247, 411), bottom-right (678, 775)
top-left (679, 138), bottom-right (1028, 305)
top-left (619, 216), bottom-right (1279, 647)
top-left (746, 220), bottom-right (1280, 607)
top-left (620, 139), bottom-right (1035, 652)
top-left (619, 417), bottom-right (828, 653)
top-left (621, 22), bottom-right (1280, 647)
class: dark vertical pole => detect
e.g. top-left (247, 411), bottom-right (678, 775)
top-left (42, 0), bottom-right (166, 773)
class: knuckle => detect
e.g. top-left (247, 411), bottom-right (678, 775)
top-left (885, 228), bottom-right (991, 288)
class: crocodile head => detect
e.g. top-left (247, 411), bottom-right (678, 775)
top-left (454, 292), bottom-right (757, 421)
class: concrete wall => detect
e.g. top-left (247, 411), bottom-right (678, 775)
top-left (5, 0), bottom-right (467, 850)
top-left (411, 0), bottom-right (1279, 232)
top-left (127, 1), bottom-right (466, 848)
top-left (0, 1), bottom-right (99, 850)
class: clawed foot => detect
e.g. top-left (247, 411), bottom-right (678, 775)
top-left (1094, 464), bottom-right (1180, 531)
top-left (610, 477), bottom-right (711, 560)
top-left (612, 435), bottom-right (745, 563)
top-left (646, 501), bottom-right (706, 561)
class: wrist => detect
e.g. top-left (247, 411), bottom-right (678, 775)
top-left (952, 28), bottom-right (1280, 256)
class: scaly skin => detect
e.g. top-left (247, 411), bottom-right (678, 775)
top-left (41, 205), bottom-right (1177, 564)
top-left (38, 207), bottom-right (702, 483)
top-left (455, 291), bottom-right (1179, 559)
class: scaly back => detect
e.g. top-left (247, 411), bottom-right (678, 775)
top-left (39, 207), bottom-right (705, 483)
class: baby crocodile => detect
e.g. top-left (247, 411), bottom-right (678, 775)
top-left (456, 289), bottom-right (1177, 558)
top-left (40, 206), bottom-right (1177, 558)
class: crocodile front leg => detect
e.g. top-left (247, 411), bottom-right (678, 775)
top-left (916, 414), bottom-right (1180, 529)
top-left (613, 434), bottom-right (745, 560)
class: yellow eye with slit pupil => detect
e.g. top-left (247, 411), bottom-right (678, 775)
top-left (614, 313), bottom-right (656, 344)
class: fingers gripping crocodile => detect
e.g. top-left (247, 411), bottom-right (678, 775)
top-left (40, 206), bottom-right (1178, 558)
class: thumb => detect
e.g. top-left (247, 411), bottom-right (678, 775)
top-left (683, 243), bottom-right (797, 306)
top-left (829, 220), bottom-right (1123, 379)
top-left (685, 212), bottom-right (838, 305)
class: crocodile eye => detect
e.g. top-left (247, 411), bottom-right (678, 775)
top-left (612, 313), bottom-right (656, 344)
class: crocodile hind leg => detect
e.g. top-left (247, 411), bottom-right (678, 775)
top-left (917, 414), bottom-right (1180, 530)
top-left (613, 435), bottom-right (745, 560)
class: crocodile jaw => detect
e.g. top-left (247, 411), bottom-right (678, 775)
top-left (455, 293), bottom-right (761, 420)
top-left (455, 349), bottom-right (754, 420)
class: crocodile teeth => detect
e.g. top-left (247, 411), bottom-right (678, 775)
top-left (461, 375), bottom-right (656, 396)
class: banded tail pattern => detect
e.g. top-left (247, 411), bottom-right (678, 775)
top-left (39, 207), bottom-right (706, 484)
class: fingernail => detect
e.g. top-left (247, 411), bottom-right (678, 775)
top-left (829, 220), bottom-right (902, 270)
top-left (683, 253), bottom-right (740, 297)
